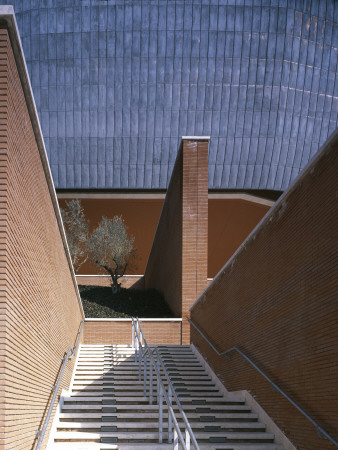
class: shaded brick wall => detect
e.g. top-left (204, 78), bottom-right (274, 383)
top-left (190, 131), bottom-right (338, 450)
top-left (144, 139), bottom-right (208, 344)
top-left (84, 320), bottom-right (182, 345)
top-left (0, 27), bottom-right (84, 449)
top-left (76, 275), bottom-right (144, 289)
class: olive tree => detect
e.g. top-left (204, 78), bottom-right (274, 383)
top-left (60, 200), bottom-right (89, 273)
top-left (87, 216), bottom-right (135, 294)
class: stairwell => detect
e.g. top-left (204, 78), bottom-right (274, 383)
top-left (50, 343), bottom-right (283, 449)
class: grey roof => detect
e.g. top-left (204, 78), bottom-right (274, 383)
top-left (5, 0), bottom-right (338, 190)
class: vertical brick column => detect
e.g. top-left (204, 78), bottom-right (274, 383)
top-left (181, 139), bottom-right (208, 344)
top-left (144, 137), bottom-right (209, 344)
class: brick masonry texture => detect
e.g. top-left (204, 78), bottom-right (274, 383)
top-left (144, 139), bottom-right (208, 344)
top-left (190, 131), bottom-right (338, 449)
top-left (84, 320), bottom-right (182, 346)
top-left (0, 27), bottom-right (84, 449)
top-left (76, 275), bottom-right (145, 289)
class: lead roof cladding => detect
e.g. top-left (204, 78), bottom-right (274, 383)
top-left (6, 0), bottom-right (338, 190)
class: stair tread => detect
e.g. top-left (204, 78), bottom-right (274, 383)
top-left (55, 430), bottom-right (274, 438)
top-left (57, 421), bottom-right (266, 429)
top-left (52, 345), bottom-right (282, 449)
top-left (51, 444), bottom-right (283, 450)
top-left (59, 412), bottom-right (259, 419)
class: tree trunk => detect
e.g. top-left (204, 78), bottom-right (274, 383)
top-left (111, 275), bottom-right (121, 295)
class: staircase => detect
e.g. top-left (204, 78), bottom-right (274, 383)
top-left (50, 344), bottom-right (283, 449)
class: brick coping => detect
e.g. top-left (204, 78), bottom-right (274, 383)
top-left (77, 274), bottom-right (143, 277)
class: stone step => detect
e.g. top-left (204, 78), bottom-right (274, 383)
top-left (54, 430), bottom-right (275, 442)
top-left (64, 396), bottom-right (241, 404)
top-left (52, 344), bottom-right (282, 449)
top-left (71, 386), bottom-right (220, 394)
top-left (57, 421), bottom-right (266, 431)
top-left (72, 379), bottom-right (214, 386)
top-left (51, 444), bottom-right (283, 449)
top-left (62, 404), bottom-right (252, 412)
top-left (59, 412), bottom-right (259, 421)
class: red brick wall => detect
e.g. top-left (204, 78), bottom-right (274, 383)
top-left (76, 275), bottom-right (145, 289)
top-left (190, 131), bottom-right (338, 449)
top-left (0, 27), bottom-right (84, 449)
top-left (84, 319), bottom-right (182, 345)
top-left (144, 139), bottom-right (208, 344)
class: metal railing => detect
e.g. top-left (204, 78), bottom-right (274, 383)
top-left (132, 318), bottom-right (199, 450)
top-left (36, 319), bottom-right (84, 450)
top-left (188, 317), bottom-right (338, 447)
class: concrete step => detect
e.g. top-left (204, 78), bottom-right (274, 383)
top-left (57, 421), bottom-right (266, 431)
top-left (62, 404), bottom-right (252, 412)
top-left (72, 379), bottom-right (214, 386)
top-left (64, 396), bottom-right (244, 405)
top-left (59, 412), bottom-right (259, 421)
top-left (51, 444), bottom-right (283, 450)
top-left (51, 344), bottom-right (283, 449)
top-left (54, 430), bottom-right (275, 442)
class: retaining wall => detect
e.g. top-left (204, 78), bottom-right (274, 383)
top-left (76, 275), bottom-right (144, 289)
top-left (0, 15), bottom-right (84, 450)
top-left (84, 319), bottom-right (182, 345)
top-left (190, 131), bottom-right (338, 450)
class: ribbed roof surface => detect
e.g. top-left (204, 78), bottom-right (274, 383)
top-left (5, 0), bottom-right (338, 190)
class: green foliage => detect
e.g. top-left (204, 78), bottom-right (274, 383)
top-left (60, 200), bottom-right (89, 273)
top-left (87, 216), bottom-right (135, 293)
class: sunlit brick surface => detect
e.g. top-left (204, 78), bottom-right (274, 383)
top-left (84, 320), bottom-right (182, 345)
top-left (0, 27), bottom-right (83, 449)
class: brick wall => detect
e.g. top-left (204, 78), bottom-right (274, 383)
top-left (84, 319), bottom-right (182, 345)
top-left (144, 139), bottom-right (208, 344)
top-left (0, 24), bottom-right (84, 449)
top-left (76, 275), bottom-right (145, 289)
top-left (190, 131), bottom-right (338, 449)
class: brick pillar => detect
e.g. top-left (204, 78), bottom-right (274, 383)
top-left (181, 139), bottom-right (208, 344)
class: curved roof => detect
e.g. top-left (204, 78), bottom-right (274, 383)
top-left (5, 0), bottom-right (338, 190)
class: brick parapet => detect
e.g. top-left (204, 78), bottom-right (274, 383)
top-left (76, 275), bottom-right (144, 289)
top-left (190, 130), bottom-right (338, 450)
top-left (84, 319), bottom-right (182, 345)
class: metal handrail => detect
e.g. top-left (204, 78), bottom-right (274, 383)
top-left (188, 317), bottom-right (338, 447)
top-left (36, 319), bottom-right (84, 450)
top-left (132, 318), bottom-right (199, 449)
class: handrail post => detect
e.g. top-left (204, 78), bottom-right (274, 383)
top-left (186, 428), bottom-right (191, 450)
top-left (132, 318), bottom-right (135, 349)
top-left (168, 385), bottom-right (172, 444)
top-left (149, 357), bottom-right (153, 405)
top-left (134, 322), bottom-right (138, 363)
top-left (157, 360), bottom-right (160, 404)
top-left (159, 385), bottom-right (163, 444)
top-left (138, 344), bottom-right (142, 381)
top-left (174, 429), bottom-right (179, 450)
top-left (143, 353), bottom-right (147, 397)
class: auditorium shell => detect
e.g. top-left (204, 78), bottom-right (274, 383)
top-left (4, 0), bottom-right (338, 275)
